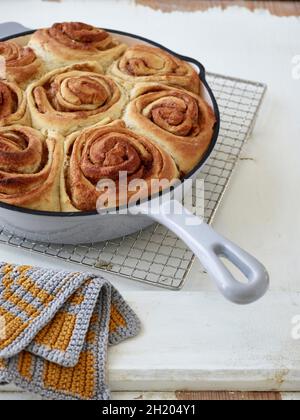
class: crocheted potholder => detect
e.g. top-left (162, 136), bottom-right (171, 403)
top-left (0, 262), bottom-right (140, 400)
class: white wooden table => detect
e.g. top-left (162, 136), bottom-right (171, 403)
top-left (0, 0), bottom-right (300, 400)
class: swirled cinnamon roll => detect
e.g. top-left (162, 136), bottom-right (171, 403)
top-left (124, 83), bottom-right (216, 174)
top-left (0, 80), bottom-right (30, 127)
top-left (108, 44), bottom-right (200, 94)
top-left (27, 62), bottom-right (128, 135)
top-left (0, 126), bottom-right (63, 211)
top-left (0, 41), bottom-right (44, 88)
top-left (61, 120), bottom-right (179, 211)
top-left (29, 22), bottom-right (127, 70)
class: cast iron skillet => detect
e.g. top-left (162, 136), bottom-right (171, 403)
top-left (0, 24), bottom-right (269, 304)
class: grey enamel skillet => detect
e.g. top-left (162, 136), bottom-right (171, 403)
top-left (0, 23), bottom-right (269, 304)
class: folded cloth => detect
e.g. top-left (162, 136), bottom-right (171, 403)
top-left (0, 262), bottom-right (140, 400)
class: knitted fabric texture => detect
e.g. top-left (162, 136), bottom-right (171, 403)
top-left (0, 262), bottom-right (140, 400)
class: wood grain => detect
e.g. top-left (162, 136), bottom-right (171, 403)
top-left (135, 1), bottom-right (300, 16)
top-left (175, 391), bottom-right (282, 400)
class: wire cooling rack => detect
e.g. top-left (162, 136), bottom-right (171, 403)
top-left (0, 73), bottom-right (267, 290)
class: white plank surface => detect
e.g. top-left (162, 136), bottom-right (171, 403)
top-left (282, 393), bottom-right (300, 401)
top-left (108, 292), bottom-right (300, 392)
top-left (0, 0), bottom-right (300, 399)
top-left (3, 291), bottom-right (298, 393)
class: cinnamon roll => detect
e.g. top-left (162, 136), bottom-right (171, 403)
top-left (108, 44), bottom-right (200, 94)
top-left (0, 41), bottom-right (44, 88)
top-left (0, 126), bottom-right (63, 211)
top-left (0, 80), bottom-right (30, 127)
top-left (27, 62), bottom-right (128, 135)
top-left (61, 120), bottom-right (179, 211)
top-left (29, 22), bottom-right (127, 70)
top-left (124, 83), bottom-right (216, 174)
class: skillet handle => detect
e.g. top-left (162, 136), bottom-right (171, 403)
top-left (145, 199), bottom-right (269, 304)
top-left (0, 22), bottom-right (31, 39)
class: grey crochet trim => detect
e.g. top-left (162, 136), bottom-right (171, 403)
top-left (0, 262), bottom-right (141, 400)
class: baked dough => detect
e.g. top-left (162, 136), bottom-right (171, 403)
top-left (0, 125), bottom-right (63, 211)
top-left (29, 22), bottom-right (127, 71)
top-left (61, 120), bottom-right (179, 211)
top-left (0, 41), bottom-right (44, 88)
top-left (27, 62), bottom-right (128, 135)
top-left (124, 83), bottom-right (216, 174)
top-left (0, 22), bottom-right (216, 212)
top-left (108, 44), bottom-right (200, 94)
top-left (0, 80), bottom-right (30, 127)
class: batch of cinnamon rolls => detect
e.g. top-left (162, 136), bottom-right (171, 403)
top-left (0, 22), bottom-right (216, 212)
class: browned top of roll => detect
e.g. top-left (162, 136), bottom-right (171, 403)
top-left (124, 83), bottom-right (216, 173)
top-left (32, 22), bottom-right (120, 57)
top-left (32, 65), bottom-right (121, 117)
top-left (0, 126), bottom-right (43, 175)
top-left (148, 90), bottom-right (201, 137)
top-left (0, 41), bottom-right (36, 68)
top-left (0, 41), bottom-right (42, 87)
top-left (0, 126), bottom-right (49, 197)
top-left (64, 121), bottom-right (179, 211)
top-left (48, 22), bottom-right (113, 52)
top-left (110, 44), bottom-right (200, 94)
top-left (119, 45), bottom-right (187, 76)
top-left (0, 125), bottom-right (62, 211)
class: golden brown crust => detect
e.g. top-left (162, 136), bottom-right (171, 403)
top-left (0, 41), bottom-right (44, 89)
top-left (27, 62), bottom-right (128, 135)
top-left (29, 22), bottom-right (127, 70)
top-left (124, 83), bottom-right (216, 174)
top-left (61, 120), bottom-right (179, 211)
top-left (108, 44), bottom-right (200, 94)
top-left (0, 125), bottom-right (63, 211)
top-left (0, 80), bottom-right (30, 127)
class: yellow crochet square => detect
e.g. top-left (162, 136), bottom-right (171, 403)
top-left (0, 307), bottom-right (28, 350)
top-left (109, 304), bottom-right (126, 333)
top-left (17, 352), bottom-right (33, 381)
top-left (0, 358), bottom-right (6, 369)
top-left (43, 350), bottom-right (96, 399)
top-left (34, 312), bottom-right (77, 351)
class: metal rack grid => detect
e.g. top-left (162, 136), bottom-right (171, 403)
top-left (0, 73), bottom-right (267, 290)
